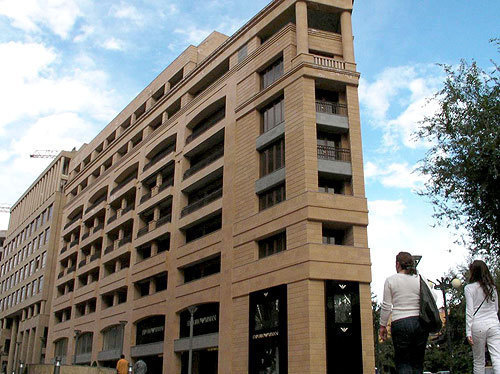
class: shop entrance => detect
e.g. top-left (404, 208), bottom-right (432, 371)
top-left (181, 348), bottom-right (218, 374)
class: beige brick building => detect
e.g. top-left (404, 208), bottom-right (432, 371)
top-left (0, 153), bottom-right (74, 374)
top-left (16, 0), bottom-right (372, 373)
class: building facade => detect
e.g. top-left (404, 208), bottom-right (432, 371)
top-left (41, 0), bottom-right (373, 373)
top-left (0, 153), bottom-right (73, 373)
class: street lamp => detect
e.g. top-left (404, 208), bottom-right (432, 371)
top-left (119, 321), bottom-right (127, 357)
top-left (128, 363), bottom-right (133, 373)
top-left (53, 357), bottom-right (61, 374)
top-left (432, 276), bottom-right (462, 372)
top-left (187, 306), bottom-right (198, 374)
top-left (73, 330), bottom-right (81, 365)
top-left (18, 362), bottom-right (24, 374)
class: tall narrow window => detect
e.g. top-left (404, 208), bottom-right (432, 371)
top-left (260, 139), bottom-right (285, 177)
top-left (261, 58), bottom-right (284, 89)
top-left (262, 97), bottom-right (284, 133)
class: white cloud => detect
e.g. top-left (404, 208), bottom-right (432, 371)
top-left (174, 27), bottom-right (212, 45)
top-left (368, 199), bottom-right (467, 305)
top-left (365, 161), bottom-right (427, 189)
top-left (0, 41), bottom-right (117, 132)
top-left (110, 2), bottom-right (144, 25)
top-left (359, 64), bottom-right (442, 150)
top-left (0, 0), bottom-right (83, 38)
top-left (73, 24), bottom-right (95, 43)
top-left (100, 37), bottom-right (126, 51)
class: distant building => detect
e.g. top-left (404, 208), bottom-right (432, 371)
top-left (0, 153), bottom-right (74, 373)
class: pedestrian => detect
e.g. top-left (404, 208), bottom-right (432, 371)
top-left (379, 251), bottom-right (435, 373)
top-left (116, 354), bottom-right (129, 374)
top-left (465, 259), bottom-right (500, 373)
top-left (133, 359), bottom-right (147, 374)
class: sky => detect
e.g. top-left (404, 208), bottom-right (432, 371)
top-left (0, 0), bottom-right (498, 302)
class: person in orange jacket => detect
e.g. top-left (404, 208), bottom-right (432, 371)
top-left (116, 354), bottom-right (129, 374)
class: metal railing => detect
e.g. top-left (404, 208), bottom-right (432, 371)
top-left (140, 191), bottom-right (152, 204)
top-left (70, 240), bottom-right (79, 248)
top-left (317, 145), bottom-right (351, 162)
top-left (315, 101), bottom-right (348, 116)
top-left (104, 245), bottom-right (114, 255)
top-left (78, 259), bottom-right (87, 268)
top-left (64, 216), bottom-right (81, 229)
top-left (122, 205), bottom-right (134, 215)
top-left (81, 232), bottom-right (90, 241)
top-left (156, 214), bottom-right (171, 227)
top-left (119, 235), bottom-right (132, 247)
top-left (90, 251), bottom-right (101, 262)
top-left (159, 177), bottom-right (174, 192)
top-left (143, 145), bottom-right (175, 172)
top-left (67, 265), bottom-right (76, 274)
top-left (107, 214), bottom-right (117, 224)
top-left (110, 174), bottom-right (136, 196)
top-left (183, 147), bottom-right (224, 179)
top-left (93, 223), bottom-right (104, 233)
top-left (181, 188), bottom-right (223, 217)
top-left (85, 195), bottom-right (107, 214)
top-left (137, 226), bottom-right (149, 238)
top-left (186, 115), bottom-right (224, 144)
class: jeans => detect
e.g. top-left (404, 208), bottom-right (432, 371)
top-left (471, 322), bottom-right (500, 374)
top-left (391, 316), bottom-right (429, 374)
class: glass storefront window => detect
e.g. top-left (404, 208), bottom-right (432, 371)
top-left (76, 332), bottom-right (93, 355)
top-left (136, 315), bottom-right (165, 345)
top-left (179, 303), bottom-right (219, 338)
top-left (249, 285), bottom-right (287, 374)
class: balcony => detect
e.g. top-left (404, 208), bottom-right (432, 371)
top-left (137, 226), bottom-right (149, 238)
top-left (312, 55), bottom-right (356, 72)
top-left (317, 146), bottom-right (352, 177)
top-left (143, 144), bottom-right (175, 172)
top-left (85, 195), bottom-right (107, 214)
top-left (186, 115), bottom-right (224, 145)
top-left (70, 240), bottom-right (79, 248)
top-left (140, 191), bottom-right (152, 205)
top-left (64, 216), bottom-right (81, 230)
top-left (157, 214), bottom-right (171, 228)
top-left (78, 259), bottom-right (87, 268)
top-left (107, 214), bottom-right (117, 224)
top-left (184, 147), bottom-right (224, 180)
top-left (67, 265), bottom-right (76, 274)
top-left (181, 188), bottom-right (223, 217)
top-left (90, 251), bottom-right (101, 262)
top-left (81, 232), bottom-right (90, 241)
top-left (60, 246), bottom-right (67, 255)
top-left (104, 244), bottom-right (114, 255)
top-left (93, 223), bottom-right (104, 234)
top-left (316, 101), bottom-right (349, 133)
top-left (119, 235), bottom-right (132, 247)
top-left (110, 174), bottom-right (136, 196)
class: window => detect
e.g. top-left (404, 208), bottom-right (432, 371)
top-left (183, 255), bottom-right (221, 283)
top-left (259, 183), bottom-right (286, 211)
top-left (54, 338), bottom-right (68, 359)
top-left (44, 228), bottom-right (50, 244)
top-left (318, 177), bottom-right (345, 195)
top-left (38, 276), bottom-right (44, 292)
top-left (260, 139), bottom-right (285, 177)
top-left (185, 214), bottom-right (222, 243)
top-left (41, 252), bottom-right (47, 267)
top-left (258, 231), bottom-right (286, 258)
top-left (261, 58), bottom-right (283, 89)
top-left (238, 44), bottom-right (248, 63)
top-left (179, 303), bottom-right (219, 338)
top-left (322, 227), bottom-right (346, 245)
top-left (249, 285), bottom-right (287, 374)
top-left (136, 316), bottom-right (165, 345)
top-left (261, 97), bottom-right (284, 133)
top-left (47, 204), bottom-right (53, 219)
top-left (102, 325), bottom-right (123, 351)
top-left (76, 333), bottom-right (93, 355)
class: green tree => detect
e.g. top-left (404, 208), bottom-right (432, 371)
top-left (416, 43), bottom-right (500, 258)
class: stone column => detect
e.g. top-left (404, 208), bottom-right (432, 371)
top-left (32, 327), bottom-right (43, 364)
top-left (295, 1), bottom-right (309, 55)
top-left (6, 317), bottom-right (18, 374)
top-left (340, 11), bottom-right (355, 63)
top-left (26, 328), bottom-right (35, 364)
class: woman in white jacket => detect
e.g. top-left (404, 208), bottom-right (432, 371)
top-left (465, 260), bottom-right (500, 373)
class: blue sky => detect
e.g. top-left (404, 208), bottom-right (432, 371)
top-left (0, 0), bottom-right (498, 299)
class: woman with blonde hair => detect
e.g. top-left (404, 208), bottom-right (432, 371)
top-left (379, 251), bottom-right (434, 373)
top-left (465, 260), bottom-right (500, 373)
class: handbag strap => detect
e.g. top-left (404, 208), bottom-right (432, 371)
top-left (473, 295), bottom-right (487, 317)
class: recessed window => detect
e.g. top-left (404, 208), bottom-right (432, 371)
top-left (322, 227), bottom-right (346, 245)
top-left (238, 44), bottom-right (248, 63)
top-left (261, 97), bottom-right (284, 133)
top-left (258, 231), bottom-right (286, 258)
top-left (183, 255), bottom-right (221, 283)
top-left (259, 183), bottom-right (285, 211)
top-left (260, 139), bottom-right (285, 177)
top-left (261, 57), bottom-right (284, 89)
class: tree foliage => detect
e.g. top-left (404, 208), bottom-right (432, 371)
top-left (416, 45), bottom-right (500, 257)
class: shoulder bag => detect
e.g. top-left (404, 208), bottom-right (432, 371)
top-left (419, 274), bottom-right (442, 333)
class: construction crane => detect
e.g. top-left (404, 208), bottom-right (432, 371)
top-left (30, 150), bottom-right (59, 159)
top-left (0, 204), bottom-right (11, 213)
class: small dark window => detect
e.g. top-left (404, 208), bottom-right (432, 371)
top-left (258, 232), bottom-right (286, 258)
top-left (238, 44), bottom-right (248, 63)
top-left (322, 227), bottom-right (346, 245)
top-left (259, 183), bottom-right (286, 211)
top-left (155, 272), bottom-right (168, 292)
top-left (137, 280), bottom-right (150, 297)
top-left (183, 255), bottom-right (221, 283)
top-left (318, 177), bottom-right (345, 195)
top-left (185, 214), bottom-right (222, 243)
top-left (261, 97), bottom-right (284, 133)
top-left (261, 58), bottom-right (284, 89)
top-left (260, 139), bottom-right (285, 177)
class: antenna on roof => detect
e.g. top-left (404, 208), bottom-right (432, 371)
top-left (30, 150), bottom-right (60, 159)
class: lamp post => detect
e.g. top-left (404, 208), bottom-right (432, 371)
top-left (53, 357), bottom-right (61, 374)
top-left (73, 330), bottom-right (81, 365)
top-left (433, 276), bottom-right (462, 373)
top-left (187, 306), bottom-right (198, 374)
top-left (128, 363), bottom-right (133, 373)
top-left (18, 362), bottom-right (24, 374)
top-left (119, 321), bottom-right (127, 357)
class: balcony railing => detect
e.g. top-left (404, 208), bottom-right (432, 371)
top-left (93, 223), bottom-right (104, 234)
top-left (70, 240), bottom-right (79, 248)
top-left (315, 101), bottom-right (348, 116)
top-left (104, 245), bottom-right (114, 255)
top-left (60, 246), bottom-right (67, 255)
top-left (186, 115), bottom-right (224, 145)
top-left (313, 55), bottom-right (346, 70)
top-left (90, 251), bottom-right (101, 262)
top-left (85, 195), bottom-right (107, 214)
top-left (183, 147), bottom-right (224, 179)
top-left (107, 214), bottom-right (117, 224)
top-left (159, 177), bottom-right (174, 192)
top-left (181, 188), bottom-right (223, 217)
top-left (67, 265), bottom-right (76, 274)
top-left (143, 145), bottom-right (175, 172)
top-left (156, 214), bottom-right (172, 227)
top-left (122, 205), bottom-right (134, 215)
top-left (119, 235), bottom-right (132, 247)
top-left (58, 271), bottom-right (64, 279)
top-left (140, 191), bottom-right (152, 204)
top-left (81, 232), bottom-right (90, 241)
top-left (110, 174), bottom-right (136, 196)
top-left (64, 216), bottom-right (81, 229)
top-left (78, 259), bottom-right (87, 268)
top-left (137, 226), bottom-right (149, 238)
top-left (317, 146), bottom-right (351, 162)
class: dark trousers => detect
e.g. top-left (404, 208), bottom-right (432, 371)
top-left (391, 316), bottom-right (429, 374)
